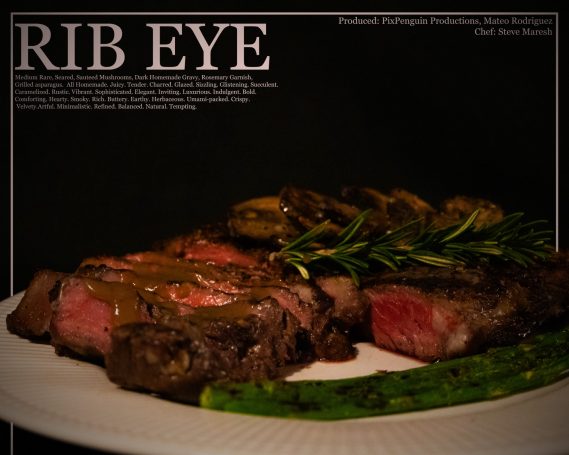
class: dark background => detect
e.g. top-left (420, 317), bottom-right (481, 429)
top-left (10, 13), bottom-right (560, 292)
top-left (2, 1), bottom-right (565, 454)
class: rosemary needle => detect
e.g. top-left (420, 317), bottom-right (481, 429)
top-left (276, 209), bottom-right (554, 284)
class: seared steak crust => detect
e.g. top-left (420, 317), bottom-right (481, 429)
top-left (6, 270), bottom-right (67, 338)
top-left (106, 299), bottom-right (300, 403)
top-left (28, 245), bottom-right (357, 364)
top-left (157, 224), bottom-right (266, 268)
top-left (365, 254), bottom-right (569, 361)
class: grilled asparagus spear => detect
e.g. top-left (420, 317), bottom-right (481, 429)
top-left (200, 324), bottom-right (569, 420)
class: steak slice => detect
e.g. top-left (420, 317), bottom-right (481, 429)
top-left (48, 262), bottom-right (255, 358)
top-left (316, 275), bottom-right (370, 330)
top-left (157, 225), bottom-right (265, 268)
top-left (105, 298), bottom-right (300, 403)
top-left (49, 276), bottom-right (159, 358)
top-left (92, 251), bottom-right (356, 360)
top-left (365, 254), bottom-right (569, 361)
top-left (6, 270), bottom-right (67, 338)
top-left (81, 251), bottom-right (269, 293)
top-left (44, 250), bottom-right (355, 362)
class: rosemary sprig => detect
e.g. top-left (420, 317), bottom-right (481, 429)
top-left (276, 209), bottom-right (554, 284)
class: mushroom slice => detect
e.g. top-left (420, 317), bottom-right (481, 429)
top-left (228, 196), bottom-right (299, 245)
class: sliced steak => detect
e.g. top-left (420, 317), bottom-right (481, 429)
top-left (157, 225), bottom-right (265, 268)
top-left (286, 279), bottom-right (355, 360)
top-left (45, 252), bottom-right (355, 362)
top-left (49, 276), bottom-right (158, 357)
top-left (48, 262), bottom-right (253, 358)
top-left (6, 270), bottom-right (67, 338)
top-left (82, 252), bottom-right (270, 292)
top-left (364, 255), bottom-right (569, 361)
top-left (105, 298), bottom-right (300, 403)
top-left (8, 183), bottom-right (563, 399)
top-left (316, 275), bottom-right (370, 330)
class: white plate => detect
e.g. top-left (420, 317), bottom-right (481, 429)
top-left (1, 292), bottom-right (569, 455)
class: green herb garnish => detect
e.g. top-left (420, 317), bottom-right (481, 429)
top-left (277, 209), bottom-right (554, 284)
